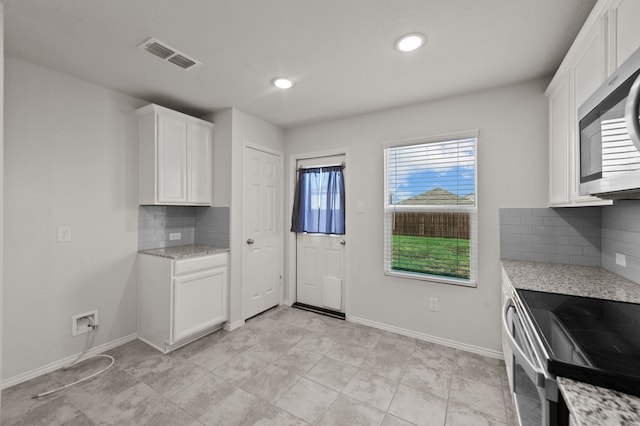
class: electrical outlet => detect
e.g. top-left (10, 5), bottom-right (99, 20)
top-left (616, 253), bottom-right (627, 267)
top-left (169, 232), bottom-right (181, 241)
top-left (72, 310), bottom-right (98, 336)
top-left (429, 297), bottom-right (439, 312)
top-left (57, 226), bottom-right (72, 242)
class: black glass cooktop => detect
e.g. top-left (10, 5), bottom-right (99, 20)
top-left (517, 289), bottom-right (640, 397)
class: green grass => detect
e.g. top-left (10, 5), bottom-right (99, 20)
top-left (392, 235), bottom-right (470, 280)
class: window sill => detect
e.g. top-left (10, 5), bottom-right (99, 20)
top-left (384, 270), bottom-right (477, 288)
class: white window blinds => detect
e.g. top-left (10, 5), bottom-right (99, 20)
top-left (384, 134), bottom-right (477, 286)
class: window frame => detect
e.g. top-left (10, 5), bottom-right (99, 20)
top-left (383, 131), bottom-right (478, 287)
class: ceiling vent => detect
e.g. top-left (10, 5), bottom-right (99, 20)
top-left (138, 38), bottom-right (201, 70)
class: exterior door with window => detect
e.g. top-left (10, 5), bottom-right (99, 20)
top-left (243, 146), bottom-right (282, 319)
top-left (292, 156), bottom-right (346, 312)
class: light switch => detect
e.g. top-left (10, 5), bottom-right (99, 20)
top-left (356, 201), bottom-right (364, 214)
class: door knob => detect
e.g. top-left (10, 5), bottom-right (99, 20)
top-left (246, 238), bottom-right (254, 245)
top-left (340, 239), bottom-right (346, 245)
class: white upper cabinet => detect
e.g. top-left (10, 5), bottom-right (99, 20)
top-left (157, 112), bottom-right (188, 203)
top-left (187, 121), bottom-right (213, 204)
top-left (545, 0), bottom-right (640, 207)
top-left (549, 77), bottom-right (571, 205)
top-left (573, 22), bottom-right (606, 109)
top-left (610, 0), bottom-right (640, 69)
top-left (137, 104), bottom-right (213, 205)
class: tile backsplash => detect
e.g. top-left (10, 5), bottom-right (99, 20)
top-left (195, 207), bottom-right (230, 248)
top-left (138, 206), bottom-right (229, 250)
top-left (601, 201), bottom-right (640, 283)
top-left (500, 202), bottom-right (640, 284)
top-left (499, 207), bottom-right (601, 267)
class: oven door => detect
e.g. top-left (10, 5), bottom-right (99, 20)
top-left (502, 297), bottom-right (548, 426)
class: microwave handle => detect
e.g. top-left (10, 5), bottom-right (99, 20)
top-left (502, 298), bottom-right (544, 383)
top-left (625, 72), bottom-right (640, 151)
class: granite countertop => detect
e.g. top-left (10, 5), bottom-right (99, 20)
top-left (558, 377), bottom-right (640, 426)
top-left (139, 244), bottom-right (229, 259)
top-left (501, 259), bottom-right (640, 304)
top-left (501, 260), bottom-right (640, 425)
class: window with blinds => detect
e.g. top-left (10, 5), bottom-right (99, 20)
top-left (383, 134), bottom-right (477, 286)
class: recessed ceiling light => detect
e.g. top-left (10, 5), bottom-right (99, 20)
top-left (272, 77), bottom-right (294, 89)
top-left (395, 33), bottom-right (426, 52)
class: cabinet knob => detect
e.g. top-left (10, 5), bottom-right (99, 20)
top-left (246, 239), bottom-right (254, 245)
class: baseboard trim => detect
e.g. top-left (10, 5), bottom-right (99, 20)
top-left (1, 333), bottom-right (138, 390)
top-left (347, 315), bottom-right (503, 360)
top-left (223, 319), bottom-right (245, 332)
top-left (138, 325), bottom-right (223, 354)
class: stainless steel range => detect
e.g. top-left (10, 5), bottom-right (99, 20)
top-left (518, 289), bottom-right (640, 395)
top-left (502, 288), bottom-right (640, 426)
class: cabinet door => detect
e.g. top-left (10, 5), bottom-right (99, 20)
top-left (187, 122), bottom-right (213, 204)
top-left (157, 114), bottom-right (188, 203)
top-left (574, 22), bottom-right (605, 109)
top-left (612, 0), bottom-right (640, 68)
top-left (172, 267), bottom-right (227, 343)
top-left (549, 78), bottom-right (570, 205)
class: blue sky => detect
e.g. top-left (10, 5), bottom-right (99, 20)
top-left (386, 138), bottom-right (476, 204)
top-left (391, 165), bottom-right (475, 203)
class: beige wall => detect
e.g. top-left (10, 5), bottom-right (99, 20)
top-left (285, 78), bottom-right (549, 353)
top-left (3, 56), bottom-right (144, 381)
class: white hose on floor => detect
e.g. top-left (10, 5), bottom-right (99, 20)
top-left (33, 318), bottom-right (115, 398)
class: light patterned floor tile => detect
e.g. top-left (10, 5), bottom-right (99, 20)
top-left (1, 307), bottom-right (514, 426)
top-left (275, 377), bottom-right (339, 424)
top-left (388, 384), bottom-right (447, 426)
top-left (342, 369), bottom-right (399, 412)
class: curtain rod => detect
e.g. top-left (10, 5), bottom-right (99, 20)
top-left (297, 161), bottom-right (345, 170)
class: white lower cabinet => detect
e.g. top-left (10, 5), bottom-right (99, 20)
top-left (138, 252), bottom-right (228, 353)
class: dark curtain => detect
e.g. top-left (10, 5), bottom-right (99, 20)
top-left (291, 165), bottom-right (345, 235)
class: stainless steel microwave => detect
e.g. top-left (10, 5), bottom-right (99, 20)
top-left (579, 46), bottom-right (640, 199)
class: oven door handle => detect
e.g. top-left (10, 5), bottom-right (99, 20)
top-left (625, 71), bottom-right (640, 151)
top-left (502, 297), bottom-right (545, 385)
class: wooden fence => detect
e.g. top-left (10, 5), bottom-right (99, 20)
top-left (392, 212), bottom-right (470, 239)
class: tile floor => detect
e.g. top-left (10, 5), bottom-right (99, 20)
top-left (1, 306), bottom-right (516, 425)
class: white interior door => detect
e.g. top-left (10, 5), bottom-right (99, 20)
top-left (295, 155), bottom-right (346, 312)
top-left (243, 146), bottom-right (282, 319)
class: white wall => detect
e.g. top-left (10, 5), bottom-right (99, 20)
top-left (285, 79), bottom-right (549, 353)
top-left (212, 108), bottom-right (285, 327)
top-left (3, 56), bottom-right (144, 381)
top-left (209, 109), bottom-right (232, 207)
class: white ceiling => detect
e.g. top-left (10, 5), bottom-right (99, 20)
top-left (3, 0), bottom-right (597, 128)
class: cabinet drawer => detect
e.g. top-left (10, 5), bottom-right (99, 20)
top-left (174, 253), bottom-right (227, 276)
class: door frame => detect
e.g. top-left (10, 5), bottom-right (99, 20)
top-left (242, 143), bottom-right (284, 320)
top-left (286, 148), bottom-right (351, 316)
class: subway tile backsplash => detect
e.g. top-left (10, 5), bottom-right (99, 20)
top-left (499, 207), bottom-right (601, 267)
top-left (601, 201), bottom-right (640, 284)
top-left (195, 207), bottom-right (230, 248)
top-left (138, 206), bottom-right (230, 250)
